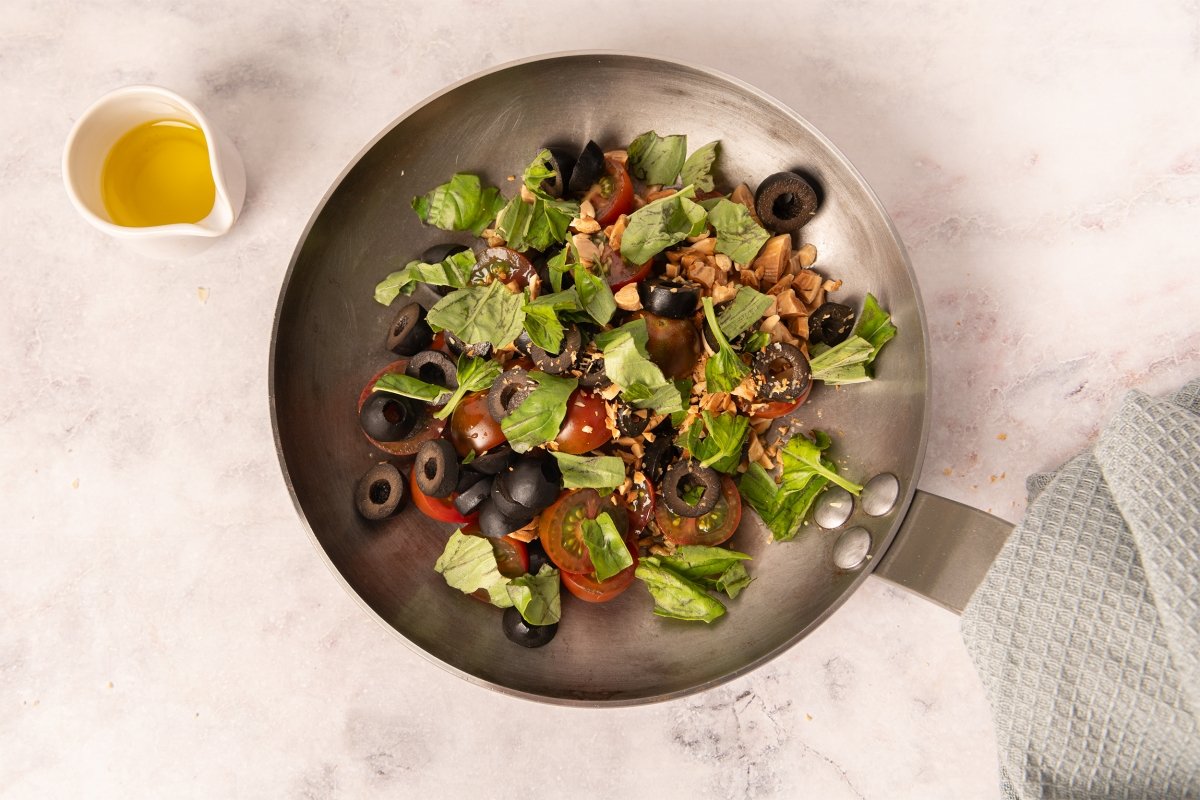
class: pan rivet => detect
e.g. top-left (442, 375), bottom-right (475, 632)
top-left (861, 473), bottom-right (900, 516)
top-left (833, 527), bottom-right (871, 570)
top-left (813, 487), bottom-right (854, 529)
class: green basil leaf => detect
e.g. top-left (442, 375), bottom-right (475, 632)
top-left (434, 530), bottom-right (513, 608)
top-left (679, 140), bottom-right (720, 192)
top-left (412, 174), bottom-right (504, 236)
top-left (432, 355), bottom-right (503, 420)
top-left (499, 372), bottom-right (578, 452)
top-left (701, 297), bottom-right (750, 393)
top-left (739, 460), bottom-right (831, 542)
top-left (600, 327), bottom-right (682, 413)
top-left (373, 249), bottom-right (476, 306)
top-left (628, 131), bottom-right (687, 186)
top-left (619, 186), bottom-right (708, 265)
top-left (572, 263), bottom-right (616, 325)
top-left (635, 560), bottom-right (726, 623)
top-left (778, 432), bottom-right (862, 495)
top-left (426, 282), bottom-right (526, 348)
top-left (522, 149), bottom-right (559, 193)
top-left (683, 411), bottom-right (749, 474)
top-left (581, 512), bottom-right (633, 582)
top-left (506, 564), bottom-right (561, 625)
top-left (521, 303), bottom-right (564, 352)
top-left (545, 244), bottom-right (572, 292)
top-left (592, 317), bottom-right (650, 352)
top-left (707, 198), bottom-right (770, 265)
top-left (657, 545), bottom-right (751, 582)
top-left (716, 286), bottom-right (773, 339)
top-left (552, 453), bottom-right (626, 491)
top-left (856, 293), bottom-right (898, 362)
top-left (809, 295), bottom-right (897, 385)
top-left (670, 379), bottom-right (693, 427)
top-left (744, 330), bottom-right (771, 353)
top-left (373, 372), bottom-right (450, 405)
top-left (714, 562), bottom-right (753, 599)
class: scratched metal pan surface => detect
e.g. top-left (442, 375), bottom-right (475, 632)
top-left (270, 53), bottom-right (927, 705)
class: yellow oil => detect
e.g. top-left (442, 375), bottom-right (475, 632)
top-left (101, 119), bottom-right (216, 227)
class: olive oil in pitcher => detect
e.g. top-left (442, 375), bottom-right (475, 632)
top-left (100, 119), bottom-right (216, 227)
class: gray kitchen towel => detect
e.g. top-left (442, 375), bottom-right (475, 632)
top-left (960, 379), bottom-right (1200, 799)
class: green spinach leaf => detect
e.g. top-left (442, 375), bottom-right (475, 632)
top-left (600, 324), bottom-right (682, 413)
top-left (809, 294), bottom-right (897, 384)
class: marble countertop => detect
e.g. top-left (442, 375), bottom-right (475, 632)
top-left (3, 1), bottom-right (1198, 797)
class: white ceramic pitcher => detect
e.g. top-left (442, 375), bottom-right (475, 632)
top-left (62, 85), bottom-right (246, 258)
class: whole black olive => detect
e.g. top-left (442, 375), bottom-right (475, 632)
top-left (616, 402), bottom-right (650, 438)
top-left (808, 302), bottom-right (856, 346)
top-left (354, 462), bottom-right (407, 520)
top-left (637, 277), bottom-right (702, 320)
top-left (386, 300), bottom-right (433, 356)
top-left (662, 459), bottom-right (721, 518)
top-left (754, 172), bottom-right (820, 234)
top-left (529, 327), bottom-right (583, 375)
top-left (406, 350), bottom-right (458, 389)
top-left (453, 475), bottom-right (493, 516)
top-left (495, 453), bottom-right (562, 513)
top-left (477, 499), bottom-right (534, 539)
top-left (359, 392), bottom-right (420, 442)
top-left (502, 606), bottom-right (557, 648)
top-left (488, 368), bottom-right (535, 422)
top-left (420, 243), bottom-right (469, 263)
top-left (470, 444), bottom-right (516, 475)
top-left (751, 342), bottom-right (811, 403)
top-left (414, 439), bottom-right (458, 498)
top-left (540, 145), bottom-right (577, 198)
top-left (567, 140), bottom-right (605, 196)
top-left (445, 330), bottom-right (493, 360)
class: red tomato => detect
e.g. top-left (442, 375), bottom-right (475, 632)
top-left (410, 468), bottom-right (476, 525)
top-left (595, 244), bottom-right (652, 290)
top-left (584, 158), bottom-right (634, 226)
top-left (624, 481), bottom-right (655, 534)
top-left (561, 536), bottom-right (639, 603)
top-left (554, 389), bottom-right (612, 454)
top-left (655, 475), bottom-right (743, 547)
top-left (431, 331), bottom-right (447, 352)
top-left (473, 247), bottom-right (538, 288)
top-left (749, 378), bottom-right (812, 419)
top-left (357, 359), bottom-right (446, 456)
top-left (538, 489), bottom-right (628, 574)
top-left (448, 390), bottom-right (507, 457)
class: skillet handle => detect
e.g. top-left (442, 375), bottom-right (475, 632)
top-left (873, 490), bottom-right (1014, 615)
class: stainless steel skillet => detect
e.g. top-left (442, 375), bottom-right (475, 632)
top-left (269, 53), bottom-right (1011, 706)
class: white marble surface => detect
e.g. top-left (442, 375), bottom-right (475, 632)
top-left (3, 1), bottom-right (1198, 797)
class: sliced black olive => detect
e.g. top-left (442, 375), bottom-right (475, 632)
top-left (529, 326), bottom-right (582, 375)
top-left (754, 172), bottom-right (820, 234)
top-left (513, 329), bottom-right (534, 356)
top-left (444, 330), bottom-right (493, 360)
top-left (414, 439), bottom-right (458, 498)
top-left (642, 422), bottom-right (679, 484)
top-left (496, 453), bottom-right (562, 513)
top-left (637, 277), bottom-right (702, 319)
top-left (567, 140), bottom-right (605, 196)
top-left (662, 459), bottom-right (721, 518)
top-left (420, 243), bottom-right (469, 263)
top-left (385, 300), bottom-right (433, 356)
top-left (354, 462), bottom-right (407, 520)
top-left (576, 351), bottom-right (610, 389)
top-left (455, 467), bottom-right (489, 493)
top-left (540, 145), bottom-right (577, 198)
top-left (751, 342), bottom-right (811, 403)
top-left (616, 402), bottom-right (650, 438)
top-left (526, 538), bottom-right (551, 575)
top-left (490, 479), bottom-right (532, 519)
top-left (406, 350), bottom-right (458, 389)
top-left (478, 499), bottom-right (534, 539)
top-left (453, 475), bottom-right (493, 516)
top-left (470, 444), bottom-right (516, 475)
top-left (359, 392), bottom-right (420, 442)
top-left (488, 368), bottom-right (535, 422)
top-left (808, 302), bottom-right (856, 346)
top-left (502, 606), bottom-right (557, 648)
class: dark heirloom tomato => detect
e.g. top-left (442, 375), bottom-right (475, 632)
top-left (599, 247), bottom-right (652, 290)
top-left (449, 391), bottom-right (507, 457)
top-left (561, 535), bottom-right (639, 603)
top-left (750, 379), bottom-right (812, 419)
top-left (473, 247), bottom-right (538, 288)
top-left (638, 312), bottom-right (699, 380)
top-left (538, 489), bottom-right (628, 574)
top-left (410, 468), bottom-right (477, 525)
top-left (554, 389), bottom-right (612, 454)
top-left (357, 359), bottom-right (446, 456)
top-left (456, 528), bottom-right (529, 603)
top-left (655, 475), bottom-right (742, 547)
top-left (583, 157), bottom-right (634, 226)
top-left (624, 481), bottom-right (655, 533)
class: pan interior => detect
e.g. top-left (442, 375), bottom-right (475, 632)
top-left (271, 54), bottom-right (927, 704)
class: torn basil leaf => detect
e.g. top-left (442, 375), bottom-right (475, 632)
top-left (680, 140), bottom-right (720, 192)
top-left (373, 372), bottom-right (451, 406)
top-left (432, 355), bottom-right (502, 420)
top-left (682, 411), bottom-right (749, 474)
top-left (506, 564), bottom-right (561, 625)
top-left (809, 294), bottom-right (897, 385)
top-left (572, 262), bottom-right (616, 325)
top-left (714, 562), bottom-right (752, 599)
top-left (635, 559), bottom-right (726, 623)
top-left (619, 186), bottom-right (708, 265)
top-left (426, 282), bottom-right (526, 348)
top-left (706, 198), bottom-right (770, 265)
top-left (701, 297), bottom-right (750, 393)
top-left (373, 249), bottom-right (476, 306)
top-left (434, 530), bottom-right (513, 608)
top-left (412, 174), bottom-right (504, 236)
top-left (778, 432), bottom-right (863, 496)
top-left (600, 323), bottom-right (683, 413)
top-left (716, 285), bottom-right (773, 339)
top-left (581, 512), bottom-right (633, 582)
top-left (499, 372), bottom-right (578, 452)
top-left (552, 452), bottom-right (626, 492)
top-left (628, 130), bottom-right (687, 186)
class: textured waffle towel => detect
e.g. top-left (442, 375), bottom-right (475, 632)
top-left (961, 379), bottom-right (1200, 799)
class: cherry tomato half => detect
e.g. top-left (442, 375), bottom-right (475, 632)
top-left (538, 489), bottom-right (628, 574)
top-left (750, 377), bottom-right (812, 419)
top-left (639, 312), bottom-right (699, 380)
top-left (584, 157), bottom-right (634, 226)
top-left (449, 390), bottom-right (507, 457)
top-left (358, 359), bottom-right (447, 456)
top-left (473, 247), bottom-right (538, 288)
top-left (624, 481), bottom-right (655, 534)
top-left (561, 535), bottom-right (639, 603)
top-left (410, 467), bottom-right (476, 525)
top-left (554, 389), bottom-right (612, 455)
top-left (655, 475), bottom-right (742, 547)
top-left (596, 245), bottom-right (652, 290)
